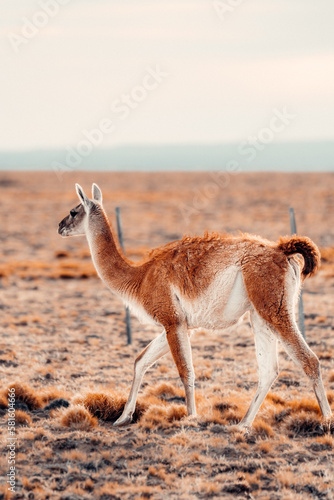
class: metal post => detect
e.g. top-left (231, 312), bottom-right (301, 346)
top-left (115, 207), bottom-right (132, 345)
top-left (289, 207), bottom-right (306, 338)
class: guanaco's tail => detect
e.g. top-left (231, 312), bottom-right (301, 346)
top-left (277, 235), bottom-right (321, 277)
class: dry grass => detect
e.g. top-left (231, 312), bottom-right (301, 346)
top-left (1, 171), bottom-right (334, 499)
top-left (144, 381), bottom-right (184, 399)
top-left (0, 393), bottom-right (9, 409)
top-left (40, 387), bottom-right (70, 405)
top-left (73, 391), bottom-right (147, 423)
top-left (0, 259), bottom-right (97, 280)
top-left (320, 248), bottom-right (334, 277)
top-left (59, 405), bottom-right (98, 430)
top-left (284, 411), bottom-right (323, 437)
top-left (286, 397), bottom-right (322, 415)
top-left (252, 419), bottom-right (275, 438)
top-left (320, 247), bottom-right (334, 263)
top-left (140, 403), bottom-right (187, 430)
top-left (13, 410), bottom-right (32, 427)
top-left (6, 382), bottom-right (42, 410)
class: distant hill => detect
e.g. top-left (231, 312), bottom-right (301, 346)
top-left (0, 142), bottom-right (333, 171)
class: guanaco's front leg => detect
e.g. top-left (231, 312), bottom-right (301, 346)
top-left (166, 322), bottom-right (196, 417)
top-left (114, 330), bottom-right (170, 427)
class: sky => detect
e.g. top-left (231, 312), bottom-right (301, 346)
top-left (1, 0), bottom-right (334, 150)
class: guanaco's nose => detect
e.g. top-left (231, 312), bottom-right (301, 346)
top-left (58, 220), bottom-right (65, 234)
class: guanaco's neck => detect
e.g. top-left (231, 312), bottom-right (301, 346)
top-left (85, 206), bottom-right (137, 297)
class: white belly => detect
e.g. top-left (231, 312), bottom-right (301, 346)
top-left (175, 267), bottom-right (250, 330)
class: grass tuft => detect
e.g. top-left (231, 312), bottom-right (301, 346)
top-left (14, 410), bottom-right (32, 426)
top-left (266, 392), bottom-right (286, 406)
top-left (253, 419), bottom-right (274, 438)
top-left (139, 405), bottom-right (169, 429)
top-left (139, 403), bottom-right (186, 429)
top-left (143, 382), bottom-right (184, 399)
top-left (60, 405), bottom-right (98, 430)
top-left (40, 387), bottom-right (70, 405)
top-left (320, 247), bottom-right (334, 263)
top-left (214, 401), bottom-right (235, 412)
top-left (7, 382), bottom-right (42, 410)
top-left (285, 411), bottom-right (323, 437)
top-left (0, 394), bottom-right (8, 409)
top-left (287, 397), bottom-right (321, 415)
top-left (166, 403), bottom-right (187, 422)
top-left (73, 391), bottom-right (147, 423)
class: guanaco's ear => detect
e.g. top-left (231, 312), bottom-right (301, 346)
top-left (92, 183), bottom-right (103, 205)
top-left (75, 183), bottom-right (90, 209)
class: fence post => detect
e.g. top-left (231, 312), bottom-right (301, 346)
top-left (289, 207), bottom-right (306, 338)
top-left (115, 207), bottom-right (132, 345)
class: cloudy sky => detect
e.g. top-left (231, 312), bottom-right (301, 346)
top-left (1, 0), bottom-right (334, 150)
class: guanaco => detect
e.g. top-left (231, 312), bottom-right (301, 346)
top-left (58, 183), bottom-right (332, 429)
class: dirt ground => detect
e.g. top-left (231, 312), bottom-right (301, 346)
top-left (0, 171), bottom-right (334, 499)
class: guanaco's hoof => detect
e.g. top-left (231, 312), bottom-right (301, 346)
top-left (236, 423), bottom-right (251, 434)
top-left (113, 415), bottom-right (133, 428)
top-left (321, 416), bottom-right (334, 433)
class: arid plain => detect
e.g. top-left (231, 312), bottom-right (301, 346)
top-left (0, 171), bottom-right (334, 499)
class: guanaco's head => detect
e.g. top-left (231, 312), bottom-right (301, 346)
top-left (58, 183), bottom-right (103, 237)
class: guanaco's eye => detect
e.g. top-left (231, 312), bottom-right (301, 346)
top-left (70, 209), bottom-right (77, 217)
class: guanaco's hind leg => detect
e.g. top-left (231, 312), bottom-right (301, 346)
top-left (239, 310), bottom-right (279, 428)
top-left (166, 323), bottom-right (196, 416)
top-left (243, 261), bottom-right (332, 425)
top-left (274, 318), bottom-right (332, 422)
top-left (114, 330), bottom-right (170, 427)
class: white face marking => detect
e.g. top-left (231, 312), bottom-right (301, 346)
top-left (173, 266), bottom-right (251, 330)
